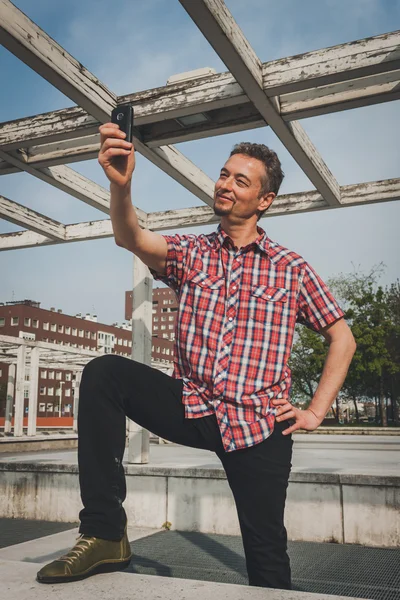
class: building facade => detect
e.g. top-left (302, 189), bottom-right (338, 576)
top-left (0, 300), bottom-right (134, 420)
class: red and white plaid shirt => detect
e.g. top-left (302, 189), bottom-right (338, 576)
top-left (152, 225), bottom-right (344, 452)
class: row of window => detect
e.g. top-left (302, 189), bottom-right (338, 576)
top-left (151, 346), bottom-right (174, 356)
top-left (40, 370), bottom-right (72, 381)
top-left (153, 316), bottom-right (174, 322)
top-left (153, 325), bottom-right (174, 331)
top-left (39, 386), bottom-right (72, 396)
top-left (38, 403), bottom-right (72, 413)
top-left (1, 316), bottom-right (98, 338)
top-left (41, 338), bottom-right (94, 349)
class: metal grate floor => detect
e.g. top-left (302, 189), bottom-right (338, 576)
top-left (1, 521), bottom-right (398, 599)
top-left (126, 531), bottom-right (400, 600)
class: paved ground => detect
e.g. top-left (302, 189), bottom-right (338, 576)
top-left (0, 520), bottom-right (398, 600)
top-left (1, 434), bottom-right (399, 476)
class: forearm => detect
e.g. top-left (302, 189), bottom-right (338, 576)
top-left (308, 336), bottom-right (356, 421)
top-left (109, 182), bottom-right (141, 250)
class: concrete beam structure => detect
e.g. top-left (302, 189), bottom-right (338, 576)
top-left (127, 256), bottom-right (152, 464)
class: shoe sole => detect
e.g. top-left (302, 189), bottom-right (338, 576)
top-left (36, 556), bottom-right (132, 584)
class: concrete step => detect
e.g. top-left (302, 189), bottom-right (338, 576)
top-left (0, 558), bottom-right (364, 600)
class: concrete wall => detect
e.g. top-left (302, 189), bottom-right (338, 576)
top-left (0, 463), bottom-right (398, 547)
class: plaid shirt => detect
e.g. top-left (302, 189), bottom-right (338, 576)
top-left (152, 225), bottom-right (344, 452)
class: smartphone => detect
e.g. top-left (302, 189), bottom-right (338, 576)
top-left (111, 105), bottom-right (134, 143)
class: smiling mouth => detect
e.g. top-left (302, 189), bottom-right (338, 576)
top-left (217, 194), bottom-right (233, 202)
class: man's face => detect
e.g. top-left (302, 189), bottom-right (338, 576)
top-left (213, 154), bottom-right (274, 221)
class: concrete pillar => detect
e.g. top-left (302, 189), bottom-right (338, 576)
top-left (127, 255), bottom-right (152, 464)
top-left (27, 347), bottom-right (40, 437)
top-left (4, 363), bottom-right (16, 434)
top-left (73, 370), bottom-right (81, 433)
top-left (14, 344), bottom-right (26, 437)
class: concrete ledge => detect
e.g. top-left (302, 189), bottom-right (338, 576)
top-left (0, 435), bottom-right (78, 453)
top-left (0, 461), bottom-right (398, 547)
top-left (0, 559), bottom-right (365, 600)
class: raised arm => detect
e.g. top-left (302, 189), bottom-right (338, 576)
top-left (98, 123), bottom-right (167, 274)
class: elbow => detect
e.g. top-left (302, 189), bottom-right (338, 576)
top-left (114, 236), bottom-right (125, 248)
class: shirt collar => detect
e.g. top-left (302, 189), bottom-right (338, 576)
top-left (215, 224), bottom-right (270, 255)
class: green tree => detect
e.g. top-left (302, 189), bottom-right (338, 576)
top-left (289, 326), bottom-right (328, 408)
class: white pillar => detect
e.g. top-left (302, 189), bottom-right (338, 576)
top-left (73, 370), bottom-right (81, 433)
top-left (4, 363), bottom-right (15, 434)
top-left (14, 343), bottom-right (26, 437)
top-left (27, 347), bottom-right (40, 437)
top-left (127, 255), bottom-right (152, 464)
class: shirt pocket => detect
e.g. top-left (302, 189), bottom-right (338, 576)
top-left (249, 285), bottom-right (288, 323)
top-left (183, 269), bottom-right (225, 314)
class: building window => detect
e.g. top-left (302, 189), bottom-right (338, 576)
top-left (163, 334), bottom-right (168, 339)
top-left (65, 389), bottom-right (71, 397)
top-left (24, 389), bottom-right (29, 398)
top-left (79, 330), bottom-right (84, 337)
top-left (48, 371), bottom-right (54, 380)
top-left (39, 403), bottom-right (46, 412)
top-left (169, 325), bottom-right (174, 330)
top-left (51, 324), bottom-right (56, 332)
top-left (24, 317), bottom-right (31, 327)
top-left (123, 340), bottom-right (128, 347)
top-left (154, 326), bottom-right (158, 331)
top-left (48, 387), bottom-right (54, 396)
top-left (32, 319), bottom-right (39, 328)
top-left (40, 386), bottom-right (46, 395)
top-left (58, 325), bottom-right (64, 333)
top-left (56, 372), bottom-right (62, 381)
top-left (0, 317), bottom-right (5, 327)
top-left (161, 317), bottom-right (166, 322)
top-left (11, 317), bottom-right (19, 326)
top-left (163, 300), bottom-right (168, 305)
top-left (85, 331), bottom-right (90, 338)
top-left (161, 325), bottom-right (166, 330)
top-left (65, 326), bottom-right (71, 335)
top-left (91, 332), bottom-right (96, 340)
top-left (43, 322), bottom-right (49, 330)
top-left (47, 403), bottom-right (54, 412)
top-left (65, 373), bottom-right (72, 382)
top-left (72, 328), bottom-right (77, 336)
top-left (154, 317), bottom-right (159, 322)
top-left (24, 374), bottom-right (30, 381)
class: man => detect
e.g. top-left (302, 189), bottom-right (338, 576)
top-left (37, 124), bottom-right (356, 589)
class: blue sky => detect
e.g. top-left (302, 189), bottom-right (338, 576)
top-left (1, 0), bottom-right (399, 324)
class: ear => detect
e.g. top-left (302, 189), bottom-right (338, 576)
top-left (258, 191), bottom-right (276, 213)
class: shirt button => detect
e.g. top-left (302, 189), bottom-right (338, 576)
top-left (228, 317), bottom-right (233, 322)
top-left (232, 286), bottom-right (237, 292)
top-left (266, 295), bottom-right (272, 299)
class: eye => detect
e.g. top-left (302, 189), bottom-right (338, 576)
top-left (237, 179), bottom-right (247, 187)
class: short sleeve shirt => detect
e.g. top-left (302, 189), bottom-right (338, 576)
top-left (151, 225), bottom-right (344, 452)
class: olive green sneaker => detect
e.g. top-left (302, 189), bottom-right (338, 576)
top-left (36, 531), bottom-right (132, 584)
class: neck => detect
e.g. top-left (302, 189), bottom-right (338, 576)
top-left (220, 217), bottom-right (260, 249)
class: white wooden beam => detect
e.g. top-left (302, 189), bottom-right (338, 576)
top-left (0, 0), bottom-right (116, 122)
top-left (0, 0), bottom-right (215, 207)
top-left (1, 178), bottom-right (398, 251)
top-left (179, 0), bottom-right (341, 207)
top-left (14, 344), bottom-right (26, 437)
top-left (27, 346), bottom-right (40, 436)
top-left (0, 150), bottom-right (148, 225)
top-left (0, 194), bottom-right (66, 240)
top-left (1, 31), bottom-right (398, 159)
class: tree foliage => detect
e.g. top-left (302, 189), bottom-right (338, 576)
top-left (289, 266), bottom-right (400, 425)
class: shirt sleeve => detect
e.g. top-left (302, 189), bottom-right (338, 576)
top-left (149, 234), bottom-right (193, 294)
top-left (297, 263), bottom-right (344, 332)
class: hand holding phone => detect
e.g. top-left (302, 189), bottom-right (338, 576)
top-left (98, 106), bottom-right (135, 187)
top-left (111, 105), bottom-right (134, 143)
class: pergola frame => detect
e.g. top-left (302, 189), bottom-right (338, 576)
top-left (1, 0), bottom-right (399, 461)
top-left (0, 0), bottom-right (399, 252)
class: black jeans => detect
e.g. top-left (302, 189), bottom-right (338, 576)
top-left (78, 355), bottom-right (293, 589)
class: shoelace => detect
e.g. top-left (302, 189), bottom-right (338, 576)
top-left (58, 535), bottom-right (96, 566)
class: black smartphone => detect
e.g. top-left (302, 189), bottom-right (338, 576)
top-left (111, 105), bottom-right (134, 143)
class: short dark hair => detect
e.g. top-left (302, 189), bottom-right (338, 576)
top-left (230, 142), bottom-right (284, 219)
